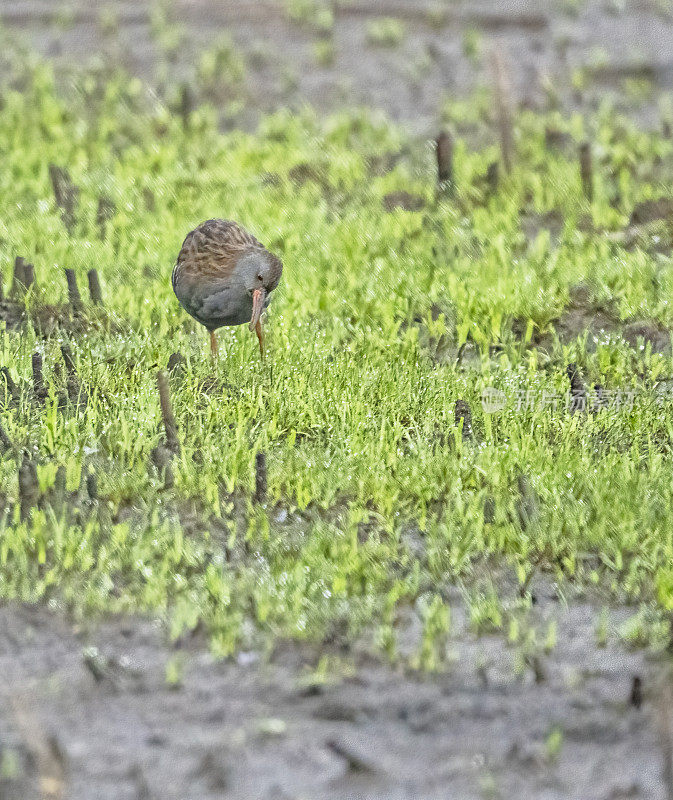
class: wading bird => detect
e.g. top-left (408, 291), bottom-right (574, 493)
top-left (172, 219), bottom-right (283, 359)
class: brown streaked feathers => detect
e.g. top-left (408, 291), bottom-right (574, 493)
top-left (173, 219), bottom-right (271, 286)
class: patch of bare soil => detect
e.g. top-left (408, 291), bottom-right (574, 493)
top-left (629, 198), bottom-right (673, 227)
top-left (520, 209), bottom-right (565, 245)
top-left (521, 285), bottom-right (672, 355)
top-left (600, 197), bottom-right (673, 256)
top-left (0, 590), bottom-right (670, 800)
top-left (382, 191), bottom-right (426, 212)
top-left (0, 301), bottom-right (117, 338)
top-left (0, 263), bottom-right (123, 339)
top-left (551, 309), bottom-right (672, 354)
top-left (2, 0), bottom-right (673, 132)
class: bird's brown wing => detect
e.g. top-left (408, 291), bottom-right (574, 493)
top-left (172, 219), bottom-right (263, 290)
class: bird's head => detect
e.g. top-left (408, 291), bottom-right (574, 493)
top-left (237, 249), bottom-right (283, 332)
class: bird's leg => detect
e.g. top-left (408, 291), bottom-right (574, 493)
top-left (255, 320), bottom-right (265, 360)
top-left (210, 331), bottom-right (218, 358)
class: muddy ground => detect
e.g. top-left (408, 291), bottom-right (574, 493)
top-left (3, 0), bottom-right (673, 132)
top-left (3, 2), bottom-right (673, 798)
top-left (1, 586), bottom-right (670, 800)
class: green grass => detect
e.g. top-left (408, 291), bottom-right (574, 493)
top-left (366, 18), bottom-right (406, 48)
top-left (284, 0), bottom-right (334, 33)
top-left (313, 39), bottom-right (336, 68)
top-left (1, 54), bottom-right (673, 662)
top-left (196, 33), bottom-right (247, 102)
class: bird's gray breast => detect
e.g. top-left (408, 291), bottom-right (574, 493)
top-left (177, 282), bottom-right (272, 330)
top-left (191, 284), bottom-right (253, 330)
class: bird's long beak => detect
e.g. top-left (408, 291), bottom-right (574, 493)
top-left (249, 287), bottom-right (266, 332)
